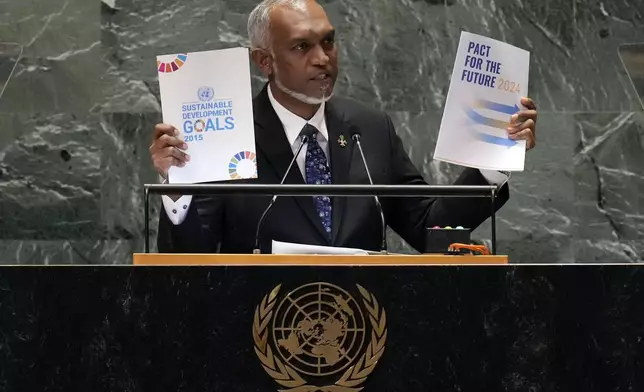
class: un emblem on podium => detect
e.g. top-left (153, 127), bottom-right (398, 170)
top-left (253, 282), bottom-right (387, 391)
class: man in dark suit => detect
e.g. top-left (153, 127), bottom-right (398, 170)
top-left (150, 0), bottom-right (538, 254)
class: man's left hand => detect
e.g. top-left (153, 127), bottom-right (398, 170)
top-left (507, 97), bottom-right (537, 151)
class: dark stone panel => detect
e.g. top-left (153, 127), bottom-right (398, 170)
top-left (0, 240), bottom-right (145, 265)
top-left (573, 111), bottom-right (644, 262)
top-left (0, 113), bottom-right (105, 240)
top-left (99, 112), bottom-right (162, 241)
top-left (0, 0), bottom-right (102, 116)
top-left (0, 266), bottom-right (643, 390)
top-left (0, 111), bottom-right (162, 243)
top-left (574, 239), bottom-right (644, 263)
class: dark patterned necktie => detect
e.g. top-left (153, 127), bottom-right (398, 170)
top-left (303, 123), bottom-right (333, 238)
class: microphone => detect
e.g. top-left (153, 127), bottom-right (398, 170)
top-left (253, 127), bottom-right (315, 254)
top-left (350, 128), bottom-right (388, 254)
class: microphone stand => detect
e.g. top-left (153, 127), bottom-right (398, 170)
top-left (352, 133), bottom-right (388, 254)
top-left (253, 133), bottom-right (312, 254)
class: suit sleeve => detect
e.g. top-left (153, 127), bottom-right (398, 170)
top-left (156, 194), bottom-right (224, 253)
top-left (381, 114), bottom-right (509, 253)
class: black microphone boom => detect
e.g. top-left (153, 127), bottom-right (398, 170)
top-left (351, 131), bottom-right (388, 254)
top-left (253, 129), bottom-right (314, 254)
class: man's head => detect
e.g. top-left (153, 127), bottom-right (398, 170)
top-left (248, 0), bottom-right (338, 105)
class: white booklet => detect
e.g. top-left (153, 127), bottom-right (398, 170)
top-left (434, 31), bottom-right (530, 171)
top-left (156, 47), bottom-right (257, 183)
top-left (272, 240), bottom-right (370, 255)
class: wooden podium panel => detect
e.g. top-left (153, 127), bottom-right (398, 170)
top-left (133, 253), bottom-right (508, 265)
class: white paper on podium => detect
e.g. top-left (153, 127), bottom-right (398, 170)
top-left (272, 240), bottom-right (370, 255)
top-left (156, 47), bottom-right (256, 183)
top-left (434, 31), bottom-right (530, 171)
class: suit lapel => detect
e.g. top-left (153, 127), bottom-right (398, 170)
top-left (325, 99), bottom-right (352, 245)
top-left (253, 85), bottom-right (329, 242)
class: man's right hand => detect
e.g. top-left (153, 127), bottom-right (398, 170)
top-left (149, 123), bottom-right (190, 180)
top-left (150, 123), bottom-right (190, 201)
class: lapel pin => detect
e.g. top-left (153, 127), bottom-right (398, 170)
top-left (337, 134), bottom-right (347, 147)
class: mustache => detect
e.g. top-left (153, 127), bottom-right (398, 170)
top-left (310, 71), bottom-right (332, 80)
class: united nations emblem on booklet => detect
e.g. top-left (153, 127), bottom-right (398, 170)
top-left (253, 282), bottom-right (387, 391)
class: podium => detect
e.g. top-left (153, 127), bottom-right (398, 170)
top-left (0, 261), bottom-right (643, 390)
top-left (133, 253), bottom-right (508, 265)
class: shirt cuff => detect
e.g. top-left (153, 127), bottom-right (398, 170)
top-left (162, 195), bottom-right (193, 225)
top-left (479, 169), bottom-right (510, 186)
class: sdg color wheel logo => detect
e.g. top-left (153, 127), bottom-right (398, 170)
top-left (157, 53), bottom-right (188, 73)
top-left (229, 151), bottom-right (257, 179)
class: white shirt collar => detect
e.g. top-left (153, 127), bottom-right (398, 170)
top-left (267, 84), bottom-right (328, 147)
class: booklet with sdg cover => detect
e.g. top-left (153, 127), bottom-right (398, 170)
top-left (433, 32), bottom-right (530, 171)
top-left (156, 47), bottom-right (257, 184)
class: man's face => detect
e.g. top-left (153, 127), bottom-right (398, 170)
top-left (267, 1), bottom-right (338, 101)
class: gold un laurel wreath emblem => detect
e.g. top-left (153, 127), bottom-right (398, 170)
top-left (253, 282), bottom-right (387, 392)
